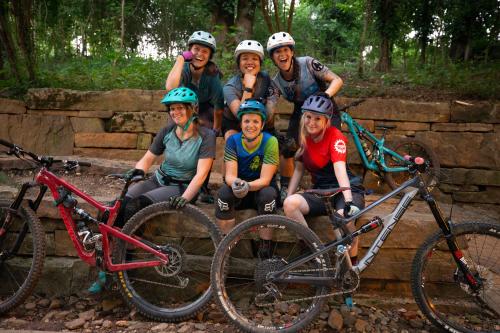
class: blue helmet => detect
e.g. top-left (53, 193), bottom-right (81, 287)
top-left (301, 95), bottom-right (333, 118)
top-left (161, 87), bottom-right (198, 106)
top-left (237, 99), bottom-right (267, 122)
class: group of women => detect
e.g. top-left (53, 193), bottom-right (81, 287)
top-left (88, 30), bottom-right (365, 292)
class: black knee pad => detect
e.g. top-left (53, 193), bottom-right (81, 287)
top-left (215, 185), bottom-right (236, 220)
top-left (256, 187), bottom-right (278, 214)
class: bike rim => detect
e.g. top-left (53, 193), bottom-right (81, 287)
top-left (418, 227), bottom-right (500, 332)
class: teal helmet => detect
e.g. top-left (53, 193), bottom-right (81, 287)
top-left (161, 87), bottom-right (198, 106)
top-left (237, 99), bottom-right (267, 122)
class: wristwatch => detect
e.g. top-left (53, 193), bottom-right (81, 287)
top-left (243, 87), bottom-right (254, 93)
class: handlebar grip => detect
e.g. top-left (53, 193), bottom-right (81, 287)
top-left (0, 139), bottom-right (15, 149)
top-left (79, 161), bottom-right (91, 167)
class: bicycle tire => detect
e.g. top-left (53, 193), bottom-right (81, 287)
top-left (211, 214), bottom-right (332, 333)
top-left (383, 138), bottom-right (440, 190)
top-left (113, 202), bottom-right (221, 322)
top-left (0, 199), bottom-right (46, 314)
top-left (411, 222), bottom-right (500, 333)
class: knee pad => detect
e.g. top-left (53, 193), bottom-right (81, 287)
top-left (256, 187), bottom-right (278, 214)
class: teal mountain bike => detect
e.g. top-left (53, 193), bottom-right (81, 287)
top-left (339, 99), bottom-right (440, 189)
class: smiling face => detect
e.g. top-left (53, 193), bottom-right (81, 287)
top-left (189, 44), bottom-right (212, 67)
top-left (241, 113), bottom-right (264, 141)
top-left (303, 111), bottom-right (328, 137)
top-left (238, 52), bottom-right (261, 74)
top-left (271, 46), bottom-right (294, 72)
top-left (169, 103), bottom-right (190, 127)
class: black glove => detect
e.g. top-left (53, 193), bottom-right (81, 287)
top-left (314, 91), bottom-right (331, 99)
top-left (344, 201), bottom-right (361, 217)
top-left (169, 195), bottom-right (187, 209)
top-left (125, 168), bottom-right (145, 180)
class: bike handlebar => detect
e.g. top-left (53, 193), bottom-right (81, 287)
top-left (0, 139), bottom-right (91, 170)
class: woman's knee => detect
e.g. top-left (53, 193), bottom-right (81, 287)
top-left (283, 195), bottom-right (302, 215)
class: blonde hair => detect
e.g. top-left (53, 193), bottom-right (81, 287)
top-left (294, 112), bottom-right (329, 159)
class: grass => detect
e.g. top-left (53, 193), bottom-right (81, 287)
top-left (1, 53), bottom-right (498, 101)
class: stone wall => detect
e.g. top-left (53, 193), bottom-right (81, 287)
top-left (1, 88), bottom-right (498, 205)
top-left (0, 89), bottom-right (499, 296)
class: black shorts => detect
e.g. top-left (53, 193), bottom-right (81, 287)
top-left (300, 190), bottom-right (365, 217)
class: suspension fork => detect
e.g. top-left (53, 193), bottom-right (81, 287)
top-left (0, 183), bottom-right (47, 261)
top-left (421, 188), bottom-right (483, 291)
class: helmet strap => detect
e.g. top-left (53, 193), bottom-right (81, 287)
top-left (286, 57), bottom-right (294, 73)
top-left (190, 63), bottom-right (205, 71)
top-left (178, 115), bottom-right (198, 133)
top-left (242, 132), bottom-right (262, 143)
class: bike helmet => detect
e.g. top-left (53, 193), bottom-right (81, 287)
top-left (267, 32), bottom-right (295, 54)
top-left (234, 40), bottom-right (265, 61)
top-left (188, 31), bottom-right (217, 53)
top-left (237, 99), bottom-right (267, 122)
top-left (301, 95), bottom-right (333, 118)
top-left (161, 87), bottom-right (198, 106)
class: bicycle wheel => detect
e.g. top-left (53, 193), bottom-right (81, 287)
top-left (383, 138), bottom-right (440, 189)
top-left (411, 222), bottom-right (500, 333)
top-left (113, 202), bottom-right (221, 322)
top-left (0, 199), bottom-right (45, 314)
top-left (211, 215), bottom-right (332, 333)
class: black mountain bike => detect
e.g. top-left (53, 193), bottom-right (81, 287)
top-left (211, 157), bottom-right (499, 333)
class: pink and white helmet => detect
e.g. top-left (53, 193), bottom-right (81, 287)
top-left (234, 40), bottom-right (265, 61)
top-left (267, 32), bottom-right (295, 54)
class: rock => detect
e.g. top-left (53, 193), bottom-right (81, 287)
top-left (450, 101), bottom-right (498, 123)
top-left (115, 320), bottom-right (129, 327)
top-left (287, 303), bottom-right (301, 316)
top-left (92, 319), bottom-right (104, 325)
top-left (178, 324), bottom-right (192, 333)
top-left (25, 302), bottom-right (37, 310)
top-left (78, 309), bottom-right (95, 321)
top-left (73, 147), bottom-right (147, 161)
top-left (74, 132), bottom-right (138, 148)
top-left (0, 98), bottom-right (26, 114)
top-left (49, 298), bottom-right (62, 310)
top-left (42, 310), bottom-right (58, 322)
top-left (4, 318), bottom-right (29, 327)
top-left (75, 301), bottom-right (87, 310)
top-left (409, 318), bottom-right (424, 328)
top-left (401, 310), bottom-right (418, 320)
top-left (65, 317), bottom-right (86, 330)
top-left (102, 320), bottom-right (113, 328)
top-left (54, 310), bottom-right (73, 320)
top-left (328, 309), bottom-right (343, 330)
top-left (102, 298), bottom-right (123, 311)
top-left (109, 112), bottom-right (169, 133)
top-left (70, 117), bottom-right (105, 133)
top-left (151, 323), bottom-right (170, 331)
top-left (194, 323), bottom-right (206, 330)
top-left (354, 318), bottom-right (369, 332)
top-left (0, 114), bottom-right (74, 155)
top-left (38, 298), bottom-right (51, 307)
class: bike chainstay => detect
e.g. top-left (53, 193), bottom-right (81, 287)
top-left (255, 266), bottom-right (359, 307)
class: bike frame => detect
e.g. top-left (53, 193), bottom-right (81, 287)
top-left (341, 112), bottom-right (409, 173)
top-left (8, 167), bottom-right (168, 272)
top-left (269, 174), bottom-right (482, 292)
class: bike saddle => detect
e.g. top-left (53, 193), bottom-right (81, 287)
top-left (375, 124), bottom-right (396, 130)
top-left (305, 187), bottom-right (350, 198)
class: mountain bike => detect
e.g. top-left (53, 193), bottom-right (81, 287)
top-left (211, 157), bottom-right (499, 333)
top-left (339, 99), bottom-right (440, 189)
top-left (0, 139), bottom-right (221, 322)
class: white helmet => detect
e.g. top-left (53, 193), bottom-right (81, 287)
top-left (188, 31), bottom-right (217, 53)
top-left (234, 40), bottom-right (265, 61)
top-left (267, 32), bottom-right (295, 53)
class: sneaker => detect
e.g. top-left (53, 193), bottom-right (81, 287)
top-left (88, 271), bottom-right (106, 294)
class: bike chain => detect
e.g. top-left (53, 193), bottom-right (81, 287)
top-left (255, 267), bottom-right (359, 307)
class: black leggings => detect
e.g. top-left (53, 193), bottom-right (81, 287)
top-left (215, 184), bottom-right (278, 220)
top-left (115, 176), bottom-right (190, 227)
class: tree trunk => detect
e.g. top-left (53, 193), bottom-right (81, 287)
top-left (236, 0), bottom-right (257, 39)
top-left (0, 1), bottom-right (20, 82)
top-left (12, 0), bottom-right (35, 81)
top-left (271, 0), bottom-right (281, 31)
top-left (211, 1), bottom-right (236, 53)
top-left (120, 0), bottom-right (125, 50)
top-left (260, 0), bottom-right (274, 33)
top-left (286, 0), bottom-right (295, 33)
top-left (0, 40), bottom-right (4, 80)
top-left (357, 0), bottom-right (372, 77)
top-left (419, 36), bottom-right (427, 64)
top-left (376, 37), bottom-right (390, 72)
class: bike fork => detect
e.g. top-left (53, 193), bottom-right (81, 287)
top-left (422, 191), bottom-right (483, 292)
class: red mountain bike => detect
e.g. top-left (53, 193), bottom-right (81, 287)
top-left (0, 139), bottom-right (221, 322)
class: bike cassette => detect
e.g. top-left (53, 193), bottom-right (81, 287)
top-left (340, 268), bottom-right (360, 292)
top-left (155, 243), bottom-right (186, 277)
top-left (254, 257), bottom-right (287, 292)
